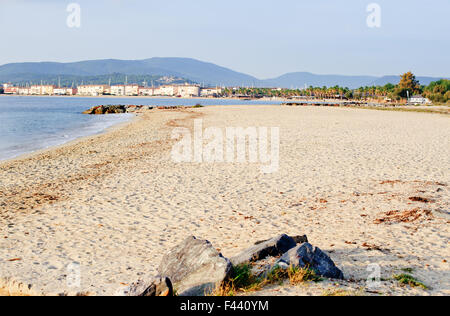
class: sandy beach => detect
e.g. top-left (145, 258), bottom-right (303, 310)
top-left (0, 105), bottom-right (449, 296)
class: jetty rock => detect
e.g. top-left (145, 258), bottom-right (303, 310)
top-left (157, 236), bottom-right (232, 296)
top-left (230, 234), bottom-right (307, 266)
top-left (275, 242), bottom-right (344, 279)
top-left (82, 105), bottom-right (153, 114)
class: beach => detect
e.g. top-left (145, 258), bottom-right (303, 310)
top-left (0, 105), bottom-right (449, 296)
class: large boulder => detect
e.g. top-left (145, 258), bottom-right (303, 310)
top-left (82, 105), bottom-right (129, 114)
top-left (104, 105), bottom-right (126, 114)
top-left (275, 243), bottom-right (344, 279)
top-left (157, 236), bottom-right (232, 296)
top-left (117, 276), bottom-right (173, 296)
top-left (230, 234), bottom-right (298, 266)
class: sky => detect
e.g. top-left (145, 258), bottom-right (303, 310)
top-left (0, 0), bottom-right (449, 79)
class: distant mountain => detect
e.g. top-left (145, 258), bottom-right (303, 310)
top-left (260, 72), bottom-right (379, 89)
top-left (0, 57), bottom-right (447, 88)
top-left (141, 58), bottom-right (258, 86)
top-left (0, 58), bottom-right (258, 87)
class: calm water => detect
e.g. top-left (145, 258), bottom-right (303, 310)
top-left (0, 96), bottom-right (282, 161)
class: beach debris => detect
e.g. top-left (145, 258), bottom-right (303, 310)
top-left (275, 243), bottom-right (344, 279)
top-left (157, 236), bottom-right (232, 296)
top-left (230, 234), bottom-right (300, 266)
top-left (361, 242), bottom-right (390, 253)
top-left (409, 196), bottom-right (434, 203)
top-left (374, 208), bottom-right (433, 224)
top-left (7, 258), bottom-right (22, 262)
top-left (117, 276), bottom-right (173, 296)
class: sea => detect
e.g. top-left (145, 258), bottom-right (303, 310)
top-left (0, 95), bottom-right (282, 161)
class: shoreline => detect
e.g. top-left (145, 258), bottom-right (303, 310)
top-left (0, 114), bottom-right (137, 166)
top-left (1, 94), bottom-right (447, 111)
top-left (0, 105), bottom-right (448, 296)
top-left (0, 94), bottom-right (284, 102)
top-left (5, 102), bottom-right (445, 167)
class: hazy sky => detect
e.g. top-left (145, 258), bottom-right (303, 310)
top-left (0, 0), bottom-right (449, 78)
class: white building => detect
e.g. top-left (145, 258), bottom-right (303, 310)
top-left (110, 84), bottom-right (140, 96)
top-left (177, 85), bottom-right (200, 98)
top-left (155, 84), bottom-right (201, 97)
top-left (53, 88), bottom-right (65, 95)
top-left (200, 87), bottom-right (223, 97)
top-left (18, 87), bottom-right (31, 95)
top-left (77, 85), bottom-right (109, 96)
top-left (111, 85), bottom-right (126, 96)
top-left (159, 85), bottom-right (177, 96)
top-left (53, 88), bottom-right (77, 95)
top-left (139, 87), bottom-right (158, 96)
top-left (30, 85), bottom-right (55, 95)
top-left (125, 84), bottom-right (139, 96)
top-left (409, 95), bottom-right (431, 105)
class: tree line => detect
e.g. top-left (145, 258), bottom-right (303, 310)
top-left (221, 72), bottom-right (450, 104)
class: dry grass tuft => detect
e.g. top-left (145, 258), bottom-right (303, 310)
top-left (208, 264), bottom-right (322, 296)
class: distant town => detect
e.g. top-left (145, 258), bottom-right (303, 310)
top-left (0, 72), bottom-right (449, 106)
top-left (0, 82), bottom-right (223, 98)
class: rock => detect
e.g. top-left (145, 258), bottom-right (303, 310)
top-left (82, 108), bottom-right (94, 114)
top-left (104, 105), bottom-right (126, 114)
top-left (275, 243), bottom-right (344, 279)
top-left (117, 276), bottom-right (173, 296)
top-left (157, 236), bottom-right (232, 296)
top-left (254, 234), bottom-right (308, 246)
top-left (231, 234), bottom-right (297, 266)
top-left (126, 105), bottom-right (153, 113)
top-left (292, 235), bottom-right (309, 244)
top-left (94, 105), bottom-right (105, 115)
top-left (83, 104), bottom-right (153, 114)
top-left (125, 105), bottom-right (139, 112)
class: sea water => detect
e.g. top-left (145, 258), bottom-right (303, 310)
top-left (0, 95), bottom-right (281, 161)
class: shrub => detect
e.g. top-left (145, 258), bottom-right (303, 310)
top-left (393, 274), bottom-right (427, 289)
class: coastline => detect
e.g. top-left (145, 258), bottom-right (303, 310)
top-left (0, 94), bottom-right (284, 102)
top-left (2, 94), bottom-right (447, 113)
top-left (0, 114), bottom-right (137, 166)
top-left (3, 103), bottom-right (445, 168)
top-left (0, 105), bottom-right (449, 296)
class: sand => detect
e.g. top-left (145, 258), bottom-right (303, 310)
top-left (0, 106), bottom-right (448, 296)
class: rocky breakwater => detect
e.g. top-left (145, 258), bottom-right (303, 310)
top-left (82, 105), bottom-right (154, 114)
top-left (117, 234), bottom-right (344, 296)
